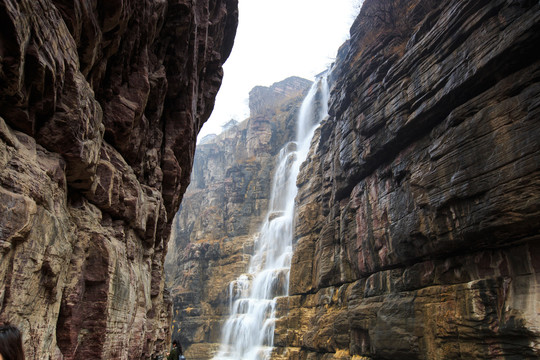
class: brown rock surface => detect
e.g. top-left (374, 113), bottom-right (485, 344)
top-left (0, 0), bottom-right (237, 359)
top-left (164, 76), bottom-right (312, 359)
top-left (278, 0), bottom-right (540, 359)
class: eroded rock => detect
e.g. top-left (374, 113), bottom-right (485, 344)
top-left (280, 0), bottom-right (540, 359)
top-left (0, 0), bottom-right (238, 359)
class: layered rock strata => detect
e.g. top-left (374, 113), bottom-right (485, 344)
top-left (164, 76), bottom-right (312, 359)
top-left (276, 0), bottom-right (540, 359)
top-left (0, 0), bottom-right (237, 359)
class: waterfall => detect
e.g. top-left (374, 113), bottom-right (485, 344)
top-left (212, 74), bottom-right (330, 360)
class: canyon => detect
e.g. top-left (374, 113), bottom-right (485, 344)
top-left (0, 0), bottom-right (237, 359)
top-left (167, 0), bottom-right (540, 359)
top-left (1, 0), bottom-right (539, 359)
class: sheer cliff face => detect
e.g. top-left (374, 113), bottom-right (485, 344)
top-left (164, 77), bottom-right (312, 359)
top-left (276, 0), bottom-right (540, 359)
top-left (0, 0), bottom-right (237, 359)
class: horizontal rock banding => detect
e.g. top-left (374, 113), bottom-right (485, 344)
top-left (280, 0), bottom-right (540, 359)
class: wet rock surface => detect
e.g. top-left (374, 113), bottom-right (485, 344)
top-left (0, 0), bottom-right (238, 359)
top-left (278, 0), bottom-right (540, 359)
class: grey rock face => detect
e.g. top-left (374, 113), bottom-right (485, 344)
top-left (279, 0), bottom-right (540, 359)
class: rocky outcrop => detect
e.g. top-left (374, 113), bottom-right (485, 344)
top-left (276, 0), bottom-right (540, 359)
top-left (0, 0), bottom-right (237, 359)
top-left (164, 76), bottom-right (312, 359)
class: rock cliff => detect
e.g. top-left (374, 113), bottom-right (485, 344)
top-left (277, 0), bottom-right (540, 359)
top-left (0, 0), bottom-right (237, 359)
top-left (164, 76), bottom-right (312, 359)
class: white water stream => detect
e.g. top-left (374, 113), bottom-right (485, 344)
top-left (212, 75), bottom-right (330, 360)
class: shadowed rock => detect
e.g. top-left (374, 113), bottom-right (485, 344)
top-left (0, 0), bottom-right (238, 359)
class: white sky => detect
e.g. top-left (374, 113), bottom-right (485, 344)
top-left (198, 0), bottom-right (359, 140)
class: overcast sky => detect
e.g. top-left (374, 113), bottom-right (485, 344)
top-left (198, 0), bottom-right (359, 140)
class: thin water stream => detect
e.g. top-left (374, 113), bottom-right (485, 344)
top-left (213, 74), bottom-right (330, 360)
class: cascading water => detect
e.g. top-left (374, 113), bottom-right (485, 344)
top-left (212, 74), bottom-right (330, 360)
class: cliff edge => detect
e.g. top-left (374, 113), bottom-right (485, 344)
top-left (0, 0), bottom-right (237, 359)
top-left (277, 0), bottom-right (540, 359)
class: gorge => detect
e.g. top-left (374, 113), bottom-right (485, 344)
top-left (167, 0), bottom-right (540, 359)
top-left (1, 0), bottom-right (539, 359)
